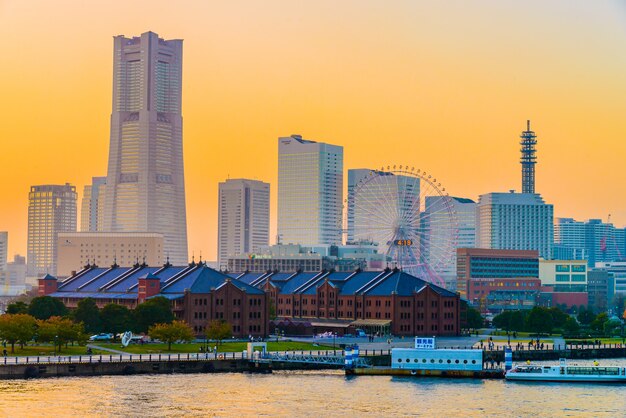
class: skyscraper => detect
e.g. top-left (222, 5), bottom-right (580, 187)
top-left (217, 179), bottom-right (270, 269)
top-left (102, 31), bottom-right (188, 265)
top-left (80, 176), bottom-right (107, 232)
top-left (476, 192), bottom-right (553, 259)
top-left (0, 232), bottom-right (7, 272)
top-left (520, 120), bottom-right (537, 194)
top-left (27, 184), bottom-right (77, 276)
top-left (277, 135), bottom-right (343, 246)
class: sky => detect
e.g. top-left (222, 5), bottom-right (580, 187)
top-left (1, 1), bottom-right (625, 261)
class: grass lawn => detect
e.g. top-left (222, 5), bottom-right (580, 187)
top-left (566, 338), bottom-right (626, 345)
top-left (96, 341), bottom-right (336, 354)
top-left (489, 330), bottom-right (559, 338)
top-left (1, 344), bottom-right (105, 357)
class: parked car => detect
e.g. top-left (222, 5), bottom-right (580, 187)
top-left (89, 333), bottom-right (114, 341)
top-left (355, 329), bottom-right (367, 338)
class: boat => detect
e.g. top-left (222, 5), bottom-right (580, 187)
top-left (505, 359), bottom-right (626, 383)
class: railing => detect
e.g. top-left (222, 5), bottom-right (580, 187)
top-left (0, 349), bottom-right (391, 367)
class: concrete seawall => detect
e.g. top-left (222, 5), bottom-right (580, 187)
top-left (0, 354), bottom-right (391, 380)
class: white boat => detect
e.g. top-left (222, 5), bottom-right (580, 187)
top-left (506, 359), bottom-right (626, 383)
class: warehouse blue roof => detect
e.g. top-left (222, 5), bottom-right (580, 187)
top-left (51, 264), bottom-right (267, 300)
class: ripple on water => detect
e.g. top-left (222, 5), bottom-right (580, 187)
top-left (0, 371), bottom-right (624, 417)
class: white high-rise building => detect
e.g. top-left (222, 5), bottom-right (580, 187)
top-left (423, 197), bottom-right (476, 291)
top-left (476, 192), bottom-right (553, 259)
top-left (80, 176), bottom-right (107, 232)
top-left (277, 135), bottom-right (343, 246)
top-left (27, 184), bottom-right (77, 276)
top-left (217, 179), bottom-right (270, 269)
top-left (0, 232), bottom-right (7, 272)
top-left (102, 31), bottom-right (188, 265)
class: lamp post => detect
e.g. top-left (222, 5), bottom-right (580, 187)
top-left (54, 335), bottom-right (58, 355)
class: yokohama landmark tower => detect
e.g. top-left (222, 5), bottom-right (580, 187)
top-left (520, 120), bottom-right (537, 194)
top-left (102, 32), bottom-right (188, 265)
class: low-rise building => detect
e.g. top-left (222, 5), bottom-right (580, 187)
top-left (468, 277), bottom-right (541, 313)
top-left (227, 243), bottom-right (387, 273)
top-left (39, 263), bottom-right (268, 338)
top-left (587, 269), bottom-right (614, 312)
top-left (456, 248), bottom-right (539, 299)
top-left (57, 232), bottom-right (164, 277)
top-left (229, 268), bottom-right (460, 337)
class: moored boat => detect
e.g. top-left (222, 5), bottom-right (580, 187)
top-left (505, 359), bottom-right (626, 383)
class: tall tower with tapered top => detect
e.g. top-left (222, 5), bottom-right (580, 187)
top-left (520, 120), bottom-right (537, 194)
top-left (102, 31), bottom-right (188, 265)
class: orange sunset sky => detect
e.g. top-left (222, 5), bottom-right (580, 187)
top-left (1, 1), bottom-right (626, 261)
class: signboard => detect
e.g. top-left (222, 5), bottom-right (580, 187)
top-left (414, 337), bottom-right (436, 349)
top-left (394, 239), bottom-right (413, 246)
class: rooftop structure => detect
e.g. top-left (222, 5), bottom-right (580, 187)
top-left (520, 120), bottom-right (537, 194)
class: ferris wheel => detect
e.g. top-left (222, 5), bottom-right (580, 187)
top-left (346, 166), bottom-right (458, 287)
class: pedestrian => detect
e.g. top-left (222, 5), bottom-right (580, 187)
top-left (2, 349), bottom-right (6, 357)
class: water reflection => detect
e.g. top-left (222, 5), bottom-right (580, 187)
top-left (0, 371), bottom-right (623, 417)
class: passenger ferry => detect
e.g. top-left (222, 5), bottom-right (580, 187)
top-left (506, 359), bottom-right (626, 383)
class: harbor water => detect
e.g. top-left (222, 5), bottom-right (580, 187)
top-left (0, 367), bottom-right (624, 417)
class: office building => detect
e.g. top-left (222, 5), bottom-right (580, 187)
top-left (80, 176), bottom-right (107, 232)
top-left (476, 192), bottom-right (553, 259)
top-left (587, 269), bottom-right (614, 312)
top-left (539, 259), bottom-right (588, 292)
top-left (422, 197), bottom-right (476, 291)
top-left (102, 31), bottom-right (188, 265)
top-left (56, 232), bottom-right (164, 277)
top-left (0, 232), bottom-right (7, 272)
top-left (456, 248), bottom-right (539, 299)
top-left (277, 135), bottom-right (343, 246)
top-left (27, 184), bottom-right (77, 277)
top-left (217, 179), bottom-right (270, 269)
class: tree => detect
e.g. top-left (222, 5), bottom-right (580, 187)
top-left (577, 306), bottom-right (595, 325)
top-left (28, 296), bottom-right (68, 320)
top-left (100, 304), bottom-right (133, 337)
top-left (6, 301), bottom-right (29, 314)
top-left (525, 307), bottom-right (553, 335)
top-left (36, 316), bottom-right (85, 352)
top-left (562, 316), bottom-right (580, 336)
top-left (591, 313), bottom-right (609, 333)
top-left (72, 298), bottom-right (102, 334)
top-left (0, 314), bottom-right (37, 353)
top-left (148, 321), bottom-right (194, 351)
top-left (133, 297), bottom-right (174, 333)
top-left (465, 307), bottom-right (483, 330)
top-left (205, 320), bottom-right (232, 347)
top-left (493, 310), bottom-right (525, 332)
top-left (548, 307), bottom-right (569, 329)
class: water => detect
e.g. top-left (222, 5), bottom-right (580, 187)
top-left (0, 368), bottom-right (624, 417)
